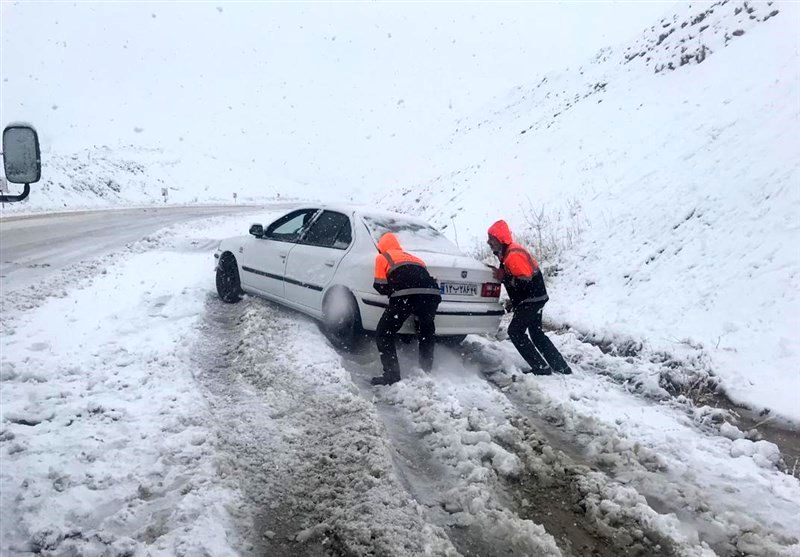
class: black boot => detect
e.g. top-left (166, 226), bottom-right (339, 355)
top-left (371, 375), bottom-right (400, 386)
top-left (553, 364), bottom-right (573, 375)
top-left (522, 365), bottom-right (552, 376)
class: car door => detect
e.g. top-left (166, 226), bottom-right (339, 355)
top-left (283, 210), bottom-right (353, 311)
top-left (240, 208), bottom-right (319, 299)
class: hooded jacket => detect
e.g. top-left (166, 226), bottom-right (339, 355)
top-left (374, 233), bottom-right (441, 298)
top-left (487, 220), bottom-right (548, 307)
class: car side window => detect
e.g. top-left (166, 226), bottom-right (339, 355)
top-left (301, 211), bottom-right (352, 250)
top-left (265, 209), bottom-right (318, 242)
top-left (333, 218), bottom-right (352, 249)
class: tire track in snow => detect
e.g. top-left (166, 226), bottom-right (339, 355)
top-left (194, 296), bottom-right (458, 556)
top-left (197, 294), bottom-right (697, 556)
top-left (341, 343), bottom-right (695, 556)
top-left (193, 289), bottom-right (798, 557)
top-left (340, 350), bottom-right (563, 557)
top-left (411, 346), bottom-right (694, 555)
top-left (194, 297), bottom-right (317, 556)
top-left (458, 336), bottom-right (800, 556)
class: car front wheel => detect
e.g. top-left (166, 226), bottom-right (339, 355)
top-left (216, 253), bottom-right (242, 303)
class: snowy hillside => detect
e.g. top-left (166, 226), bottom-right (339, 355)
top-left (378, 1), bottom-right (800, 422)
top-left (0, 145), bottom-right (314, 214)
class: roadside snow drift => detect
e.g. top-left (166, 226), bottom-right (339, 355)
top-left (0, 227), bottom-right (244, 554)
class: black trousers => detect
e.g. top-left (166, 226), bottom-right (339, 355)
top-left (507, 301), bottom-right (570, 373)
top-left (376, 295), bottom-right (441, 379)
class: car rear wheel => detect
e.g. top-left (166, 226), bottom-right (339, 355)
top-left (322, 287), bottom-right (364, 351)
top-left (216, 253), bottom-right (242, 303)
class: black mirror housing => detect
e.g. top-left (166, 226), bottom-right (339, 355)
top-left (3, 124), bottom-right (41, 184)
top-left (1, 123), bottom-right (41, 203)
top-left (249, 224), bottom-right (264, 238)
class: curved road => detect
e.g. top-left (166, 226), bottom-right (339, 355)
top-left (0, 205), bottom-right (275, 292)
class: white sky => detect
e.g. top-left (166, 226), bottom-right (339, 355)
top-left (1, 1), bottom-right (672, 191)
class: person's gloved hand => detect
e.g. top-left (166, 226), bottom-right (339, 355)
top-left (504, 299), bottom-right (514, 313)
top-left (491, 266), bottom-right (505, 280)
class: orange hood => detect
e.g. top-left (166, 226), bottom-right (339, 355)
top-left (377, 232), bottom-right (402, 253)
top-left (488, 220), bottom-right (513, 245)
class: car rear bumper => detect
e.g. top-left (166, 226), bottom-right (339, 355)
top-left (357, 293), bottom-right (504, 335)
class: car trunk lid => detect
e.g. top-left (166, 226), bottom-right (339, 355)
top-left (415, 252), bottom-right (498, 302)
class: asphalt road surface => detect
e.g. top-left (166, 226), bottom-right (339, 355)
top-left (0, 205), bottom-right (271, 292)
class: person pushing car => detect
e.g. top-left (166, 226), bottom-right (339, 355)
top-left (487, 220), bottom-right (572, 375)
top-left (371, 232), bottom-right (442, 385)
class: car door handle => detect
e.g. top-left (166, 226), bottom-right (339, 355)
top-left (324, 260), bottom-right (335, 267)
top-left (279, 254), bottom-right (287, 259)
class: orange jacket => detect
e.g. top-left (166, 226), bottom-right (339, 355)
top-left (488, 220), bottom-right (539, 278)
top-left (374, 233), bottom-right (427, 281)
top-left (374, 233), bottom-right (440, 297)
top-left (487, 220), bottom-right (548, 306)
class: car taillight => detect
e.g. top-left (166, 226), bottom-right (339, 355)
top-left (482, 283), bottom-right (501, 298)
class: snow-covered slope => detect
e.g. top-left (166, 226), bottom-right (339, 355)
top-left (0, 145), bottom-right (311, 214)
top-left (378, 2), bottom-right (800, 422)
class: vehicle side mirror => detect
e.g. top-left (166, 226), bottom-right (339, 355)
top-left (1, 123), bottom-right (41, 203)
top-left (249, 224), bottom-right (264, 238)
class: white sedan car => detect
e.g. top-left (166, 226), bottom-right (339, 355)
top-left (214, 204), bottom-right (503, 347)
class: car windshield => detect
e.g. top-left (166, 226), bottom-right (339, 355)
top-left (362, 214), bottom-right (462, 256)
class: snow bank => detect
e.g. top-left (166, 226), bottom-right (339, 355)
top-left (1, 246), bottom-right (241, 554)
top-left (462, 333), bottom-right (800, 555)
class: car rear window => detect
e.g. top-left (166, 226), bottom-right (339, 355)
top-left (362, 214), bottom-right (462, 255)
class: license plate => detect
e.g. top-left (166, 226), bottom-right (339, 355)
top-left (440, 281), bottom-right (478, 296)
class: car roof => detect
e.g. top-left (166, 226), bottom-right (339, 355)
top-left (307, 203), bottom-right (428, 224)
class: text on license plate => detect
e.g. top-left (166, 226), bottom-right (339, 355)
top-left (440, 282), bottom-right (478, 296)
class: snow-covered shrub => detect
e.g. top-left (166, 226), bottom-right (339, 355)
top-left (518, 198), bottom-right (587, 275)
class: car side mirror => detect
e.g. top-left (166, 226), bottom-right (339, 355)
top-left (1, 123), bottom-right (41, 203)
top-left (249, 224), bottom-right (264, 238)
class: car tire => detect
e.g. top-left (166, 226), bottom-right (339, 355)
top-left (322, 287), bottom-right (364, 351)
top-left (216, 253), bottom-right (242, 303)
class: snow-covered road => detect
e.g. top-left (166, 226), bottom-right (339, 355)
top-left (2, 212), bottom-right (798, 556)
